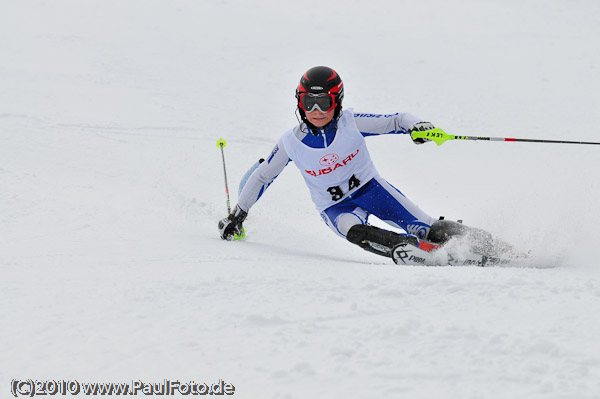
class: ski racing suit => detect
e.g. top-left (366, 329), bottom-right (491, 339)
top-left (237, 108), bottom-right (437, 241)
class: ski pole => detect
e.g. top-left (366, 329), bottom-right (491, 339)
top-left (411, 127), bottom-right (600, 146)
top-left (216, 138), bottom-right (231, 214)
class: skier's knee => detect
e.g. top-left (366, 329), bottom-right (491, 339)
top-left (334, 212), bottom-right (368, 237)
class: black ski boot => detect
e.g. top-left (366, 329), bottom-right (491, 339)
top-left (427, 218), bottom-right (499, 256)
top-left (346, 224), bottom-right (419, 258)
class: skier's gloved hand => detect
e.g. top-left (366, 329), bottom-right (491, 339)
top-left (218, 204), bottom-right (248, 240)
top-left (409, 121), bottom-right (435, 144)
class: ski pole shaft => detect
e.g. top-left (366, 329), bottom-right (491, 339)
top-left (411, 128), bottom-right (600, 146)
top-left (216, 138), bottom-right (231, 214)
top-left (453, 135), bottom-right (600, 145)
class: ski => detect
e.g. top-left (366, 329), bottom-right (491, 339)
top-left (391, 241), bottom-right (527, 267)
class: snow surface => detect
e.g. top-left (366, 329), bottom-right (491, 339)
top-left (2, 0), bottom-right (600, 398)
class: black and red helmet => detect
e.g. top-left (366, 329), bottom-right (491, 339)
top-left (295, 66), bottom-right (344, 124)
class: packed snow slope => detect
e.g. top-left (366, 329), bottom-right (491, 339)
top-left (2, 0), bottom-right (600, 398)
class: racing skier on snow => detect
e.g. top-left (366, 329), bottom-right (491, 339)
top-left (218, 66), bottom-right (492, 262)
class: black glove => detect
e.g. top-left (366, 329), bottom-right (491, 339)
top-left (218, 205), bottom-right (248, 240)
top-left (409, 121), bottom-right (435, 144)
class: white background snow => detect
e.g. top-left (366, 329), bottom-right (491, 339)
top-left (2, 0), bottom-right (600, 398)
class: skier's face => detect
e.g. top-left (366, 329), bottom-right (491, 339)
top-left (305, 108), bottom-right (335, 127)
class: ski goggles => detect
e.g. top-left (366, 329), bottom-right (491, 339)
top-left (298, 93), bottom-right (336, 113)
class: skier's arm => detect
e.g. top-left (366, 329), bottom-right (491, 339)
top-left (219, 138), bottom-right (290, 240)
top-left (353, 112), bottom-right (435, 144)
top-left (237, 137), bottom-right (291, 212)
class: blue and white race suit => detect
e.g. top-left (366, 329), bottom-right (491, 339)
top-left (237, 108), bottom-right (437, 240)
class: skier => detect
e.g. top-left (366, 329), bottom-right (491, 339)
top-left (218, 66), bottom-right (493, 262)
